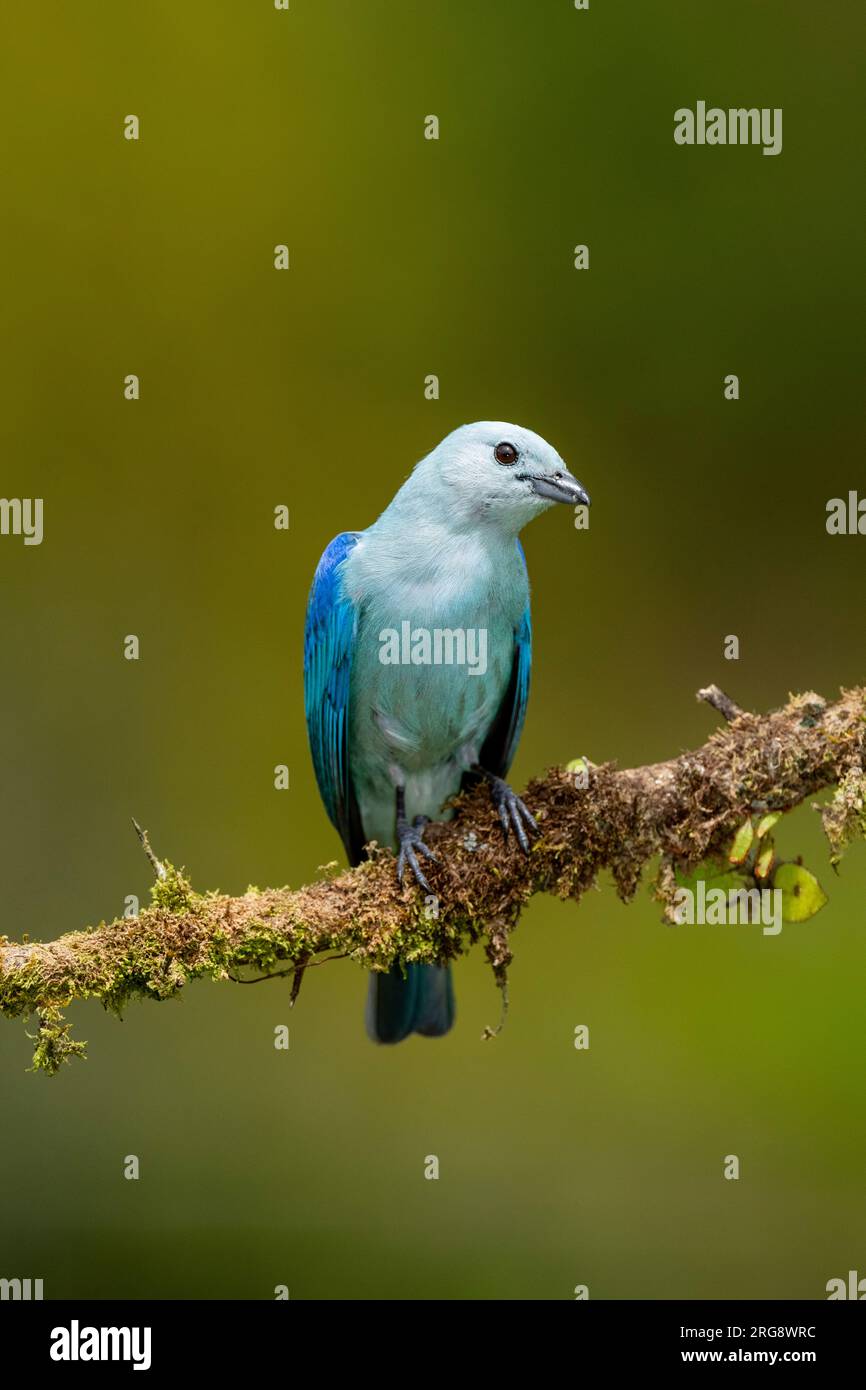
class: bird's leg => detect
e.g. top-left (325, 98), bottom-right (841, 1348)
top-left (394, 785), bottom-right (439, 893)
top-left (471, 766), bottom-right (538, 854)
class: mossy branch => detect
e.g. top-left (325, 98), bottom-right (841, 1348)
top-left (1, 686), bottom-right (864, 1074)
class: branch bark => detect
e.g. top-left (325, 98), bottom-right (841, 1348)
top-left (1, 686), bottom-right (864, 1073)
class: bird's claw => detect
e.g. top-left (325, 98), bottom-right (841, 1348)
top-left (396, 814), bottom-right (439, 893)
top-left (488, 775), bottom-right (538, 854)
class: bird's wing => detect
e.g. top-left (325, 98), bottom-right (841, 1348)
top-left (476, 539), bottom-right (532, 780)
top-left (303, 531), bottom-right (365, 861)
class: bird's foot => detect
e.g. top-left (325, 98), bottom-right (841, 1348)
top-left (486, 774), bottom-right (538, 853)
top-left (396, 813), bottom-right (439, 893)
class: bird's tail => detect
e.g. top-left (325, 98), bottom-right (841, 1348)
top-left (366, 963), bottom-right (455, 1044)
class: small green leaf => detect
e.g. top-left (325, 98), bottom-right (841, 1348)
top-left (565, 757), bottom-right (590, 788)
top-left (755, 839), bottom-right (775, 880)
top-left (728, 818), bottom-right (754, 865)
top-left (774, 863), bottom-right (828, 923)
top-left (756, 812), bottom-right (781, 838)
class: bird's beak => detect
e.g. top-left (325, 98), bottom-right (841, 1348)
top-left (528, 469), bottom-right (591, 507)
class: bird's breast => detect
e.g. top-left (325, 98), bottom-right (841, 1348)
top-left (342, 527), bottom-right (528, 769)
top-left (349, 586), bottom-right (519, 775)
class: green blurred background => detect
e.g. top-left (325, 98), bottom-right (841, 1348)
top-left (1, 0), bottom-right (864, 1299)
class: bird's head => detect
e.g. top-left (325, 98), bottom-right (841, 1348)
top-left (419, 421), bottom-right (590, 534)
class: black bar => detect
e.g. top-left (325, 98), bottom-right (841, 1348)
top-left (2, 1298), bottom-right (862, 1374)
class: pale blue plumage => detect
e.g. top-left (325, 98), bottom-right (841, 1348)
top-left (304, 422), bottom-right (589, 1043)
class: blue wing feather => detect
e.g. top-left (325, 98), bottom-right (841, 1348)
top-left (477, 539), bottom-right (532, 779)
top-left (303, 532), bottom-right (365, 861)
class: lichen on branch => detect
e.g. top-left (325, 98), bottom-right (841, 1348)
top-left (1, 685), bottom-right (863, 1074)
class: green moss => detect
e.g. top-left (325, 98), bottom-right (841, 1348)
top-left (150, 863), bottom-right (195, 914)
top-left (27, 1006), bottom-right (87, 1076)
top-left (822, 768), bottom-right (866, 865)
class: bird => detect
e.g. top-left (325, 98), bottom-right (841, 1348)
top-left (304, 422), bottom-right (590, 1043)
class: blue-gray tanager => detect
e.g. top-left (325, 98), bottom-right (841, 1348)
top-left (304, 422), bottom-right (589, 1042)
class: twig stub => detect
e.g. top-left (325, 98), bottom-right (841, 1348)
top-left (132, 818), bottom-right (167, 881)
top-left (697, 685), bottom-right (744, 724)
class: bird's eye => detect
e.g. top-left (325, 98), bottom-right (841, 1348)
top-left (494, 441), bottom-right (518, 466)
